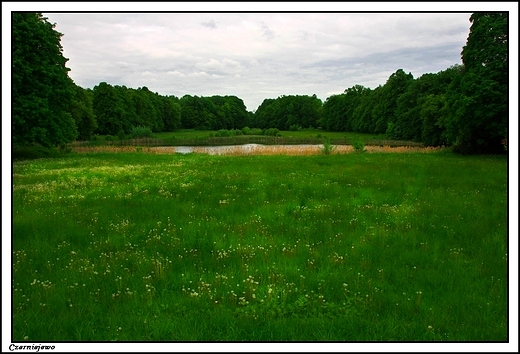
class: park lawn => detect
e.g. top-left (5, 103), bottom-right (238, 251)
top-left (12, 150), bottom-right (508, 342)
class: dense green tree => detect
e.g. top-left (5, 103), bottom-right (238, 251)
top-left (374, 69), bottom-right (414, 134)
top-left (350, 87), bottom-right (373, 133)
top-left (420, 94), bottom-right (449, 146)
top-left (12, 12), bottom-right (77, 147)
top-left (392, 73), bottom-right (438, 140)
top-left (180, 95), bottom-right (207, 129)
top-left (443, 70), bottom-right (507, 154)
top-left (254, 98), bottom-right (277, 129)
top-left (442, 12), bottom-right (508, 154)
top-left (115, 86), bottom-right (138, 133)
top-left (461, 13), bottom-right (507, 85)
top-left (321, 85), bottom-right (369, 132)
top-left (160, 96), bottom-right (181, 131)
top-left (225, 96), bottom-right (249, 129)
top-left (131, 87), bottom-right (162, 132)
top-left (321, 94), bottom-right (344, 131)
top-left (390, 65), bottom-right (463, 143)
top-left (69, 84), bottom-right (97, 140)
top-left (254, 95), bottom-right (322, 130)
top-left (92, 82), bottom-right (125, 135)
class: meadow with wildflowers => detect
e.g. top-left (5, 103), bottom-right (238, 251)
top-left (12, 150), bottom-right (508, 341)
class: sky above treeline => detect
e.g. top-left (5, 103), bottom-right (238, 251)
top-left (42, 10), bottom-right (472, 111)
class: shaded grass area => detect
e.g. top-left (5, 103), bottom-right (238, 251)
top-left (12, 145), bottom-right (72, 161)
top-left (12, 151), bottom-right (508, 341)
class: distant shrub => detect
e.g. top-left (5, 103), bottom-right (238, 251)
top-left (289, 124), bottom-right (302, 131)
top-left (250, 128), bottom-right (263, 135)
top-left (352, 138), bottom-right (366, 153)
top-left (321, 137), bottom-right (336, 155)
top-left (264, 128), bottom-right (280, 137)
top-left (105, 135), bottom-right (113, 141)
top-left (217, 129), bottom-right (230, 137)
top-left (242, 127), bottom-right (251, 135)
top-left (117, 129), bottom-right (126, 140)
top-left (129, 126), bottom-right (153, 139)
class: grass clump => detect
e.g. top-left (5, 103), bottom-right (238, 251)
top-left (321, 137), bottom-right (336, 155)
top-left (352, 138), bottom-right (366, 152)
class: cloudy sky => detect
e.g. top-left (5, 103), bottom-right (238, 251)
top-left (37, 9), bottom-right (474, 111)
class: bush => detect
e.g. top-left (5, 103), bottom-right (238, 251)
top-left (241, 127), bottom-right (251, 135)
top-left (129, 126), bottom-right (153, 139)
top-left (217, 129), bottom-right (230, 137)
top-left (352, 138), bottom-right (366, 153)
top-left (250, 128), bottom-right (263, 135)
top-left (105, 135), bottom-right (113, 141)
top-left (264, 128), bottom-right (280, 137)
top-left (117, 129), bottom-right (126, 140)
top-left (321, 137), bottom-right (336, 155)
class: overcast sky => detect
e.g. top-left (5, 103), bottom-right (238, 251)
top-left (39, 11), bottom-right (473, 111)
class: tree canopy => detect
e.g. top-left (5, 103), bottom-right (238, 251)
top-left (254, 95), bottom-right (322, 130)
top-left (444, 12), bottom-right (508, 154)
top-left (12, 13), bottom-right (78, 147)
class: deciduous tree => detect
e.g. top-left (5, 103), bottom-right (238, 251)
top-left (443, 12), bottom-right (508, 154)
top-left (12, 13), bottom-right (77, 147)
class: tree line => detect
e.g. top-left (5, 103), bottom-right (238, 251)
top-left (12, 12), bottom-right (507, 154)
top-left (317, 12), bottom-right (507, 154)
top-left (60, 83), bottom-right (253, 139)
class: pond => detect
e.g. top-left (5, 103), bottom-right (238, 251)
top-left (71, 144), bottom-right (439, 156)
top-left (151, 143), bottom-right (330, 155)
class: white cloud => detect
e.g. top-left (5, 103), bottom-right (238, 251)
top-left (166, 70), bottom-right (185, 77)
top-left (40, 11), bottom-right (478, 110)
top-left (141, 71), bottom-right (156, 77)
top-left (196, 59), bottom-right (223, 71)
top-left (188, 71), bottom-right (209, 77)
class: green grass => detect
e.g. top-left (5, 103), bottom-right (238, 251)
top-left (153, 129), bottom-right (386, 140)
top-left (12, 151), bottom-right (508, 341)
top-left (97, 129), bottom-right (388, 144)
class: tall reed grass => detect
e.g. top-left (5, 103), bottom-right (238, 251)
top-left (71, 144), bottom-right (444, 156)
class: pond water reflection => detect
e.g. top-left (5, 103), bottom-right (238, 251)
top-left (152, 144), bottom-right (329, 155)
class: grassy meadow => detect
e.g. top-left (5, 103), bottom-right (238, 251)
top-left (152, 129), bottom-right (386, 141)
top-left (12, 149), bottom-right (508, 341)
top-left (83, 129), bottom-right (398, 148)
